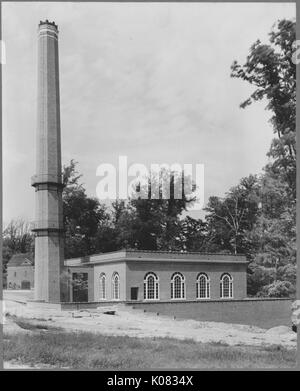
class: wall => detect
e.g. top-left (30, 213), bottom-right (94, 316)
top-left (7, 266), bottom-right (34, 289)
top-left (126, 260), bottom-right (247, 301)
top-left (93, 262), bottom-right (126, 301)
top-left (129, 298), bottom-right (293, 328)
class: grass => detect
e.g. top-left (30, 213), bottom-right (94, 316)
top-left (3, 327), bottom-right (296, 369)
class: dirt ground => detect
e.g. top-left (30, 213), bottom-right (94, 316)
top-left (2, 290), bottom-right (297, 356)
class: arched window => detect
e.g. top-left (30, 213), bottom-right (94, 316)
top-left (220, 273), bottom-right (233, 298)
top-left (171, 272), bottom-right (185, 299)
top-left (196, 273), bottom-right (210, 299)
top-left (144, 272), bottom-right (159, 300)
top-left (99, 273), bottom-right (106, 300)
top-left (112, 272), bottom-right (120, 300)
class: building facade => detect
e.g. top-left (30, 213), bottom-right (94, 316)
top-left (65, 250), bottom-right (248, 303)
top-left (7, 253), bottom-right (34, 290)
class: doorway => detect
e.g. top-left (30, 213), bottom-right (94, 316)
top-left (21, 281), bottom-right (30, 290)
top-left (131, 287), bottom-right (139, 300)
top-left (72, 273), bottom-right (88, 302)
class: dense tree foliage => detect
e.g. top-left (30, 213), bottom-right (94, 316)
top-left (62, 160), bottom-right (112, 258)
top-left (231, 19), bottom-right (296, 199)
top-left (230, 19), bottom-right (296, 297)
top-left (204, 175), bottom-right (260, 255)
top-left (114, 171), bottom-right (195, 251)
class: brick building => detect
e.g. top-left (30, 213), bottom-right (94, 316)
top-left (65, 250), bottom-right (248, 303)
top-left (7, 253), bottom-right (34, 290)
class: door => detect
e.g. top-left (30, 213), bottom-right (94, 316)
top-left (131, 287), bottom-right (138, 300)
top-left (21, 281), bottom-right (30, 290)
top-left (72, 273), bottom-right (88, 302)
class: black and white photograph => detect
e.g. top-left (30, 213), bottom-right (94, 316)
top-left (1, 1), bottom-right (299, 371)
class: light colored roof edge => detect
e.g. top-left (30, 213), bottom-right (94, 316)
top-left (7, 262), bottom-right (34, 267)
top-left (64, 255), bottom-right (248, 267)
top-left (65, 248), bottom-right (245, 259)
top-left (7, 253), bottom-right (34, 267)
top-left (125, 249), bottom-right (246, 256)
top-left (65, 250), bottom-right (127, 265)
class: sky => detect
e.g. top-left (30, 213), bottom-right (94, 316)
top-left (2, 2), bottom-right (296, 225)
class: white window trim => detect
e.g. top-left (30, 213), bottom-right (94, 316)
top-left (111, 272), bottom-right (120, 301)
top-left (196, 273), bottom-right (210, 299)
top-left (144, 272), bottom-right (160, 301)
top-left (99, 273), bottom-right (107, 300)
top-left (171, 273), bottom-right (186, 300)
top-left (220, 273), bottom-right (234, 299)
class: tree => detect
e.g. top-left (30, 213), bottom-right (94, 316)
top-left (62, 160), bottom-right (112, 258)
top-left (176, 216), bottom-right (207, 252)
top-left (205, 175), bottom-right (260, 255)
top-left (231, 19), bottom-right (296, 198)
top-left (114, 169), bottom-right (196, 250)
top-left (230, 19), bottom-right (296, 296)
top-left (2, 219), bottom-right (34, 254)
top-left (246, 172), bottom-right (296, 297)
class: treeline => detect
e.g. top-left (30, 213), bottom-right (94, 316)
top-left (2, 19), bottom-right (296, 297)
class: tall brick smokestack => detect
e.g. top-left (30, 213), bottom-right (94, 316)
top-left (32, 21), bottom-right (66, 303)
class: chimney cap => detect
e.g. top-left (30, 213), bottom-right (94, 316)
top-left (39, 20), bottom-right (58, 29)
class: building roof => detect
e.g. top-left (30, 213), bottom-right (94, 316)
top-left (65, 249), bottom-right (247, 267)
top-left (7, 253), bottom-right (34, 267)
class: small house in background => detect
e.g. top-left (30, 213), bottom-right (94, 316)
top-left (7, 253), bottom-right (34, 290)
